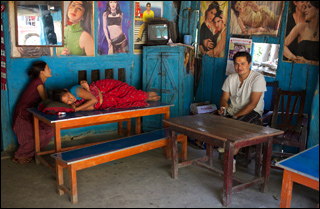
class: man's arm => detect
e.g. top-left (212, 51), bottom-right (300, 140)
top-left (218, 91), bottom-right (230, 115)
top-left (233, 91), bottom-right (263, 117)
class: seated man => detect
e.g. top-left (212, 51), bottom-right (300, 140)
top-left (217, 51), bottom-right (267, 172)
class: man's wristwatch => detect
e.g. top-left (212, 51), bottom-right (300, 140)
top-left (233, 116), bottom-right (238, 120)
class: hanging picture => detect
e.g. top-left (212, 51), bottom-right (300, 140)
top-left (97, 1), bottom-right (131, 55)
top-left (133, 1), bottom-right (163, 54)
top-left (225, 37), bottom-right (252, 75)
top-left (56, 1), bottom-right (94, 57)
top-left (229, 1), bottom-right (284, 36)
top-left (283, 1), bottom-right (319, 65)
top-left (9, 1), bottom-right (53, 58)
top-left (199, 1), bottom-right (228, 58)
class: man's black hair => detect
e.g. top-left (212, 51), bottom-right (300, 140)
top-left (233, 51), bottom-right (252, 63)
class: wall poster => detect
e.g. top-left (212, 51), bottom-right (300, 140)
top-left (98, 1), bottom-right (131, 55)
top-left (56, 1), bottom-right (94, 57)
top-left (229, 1), bottom-right (284, 36)
top-left (199, 1), bottom-right (228, 58)
top-left (226, 37), bottom-right (252, 75)
top-left (133, 1), bottom-right (163, 54)
top-left (283, 1), bottom-right (319, 65)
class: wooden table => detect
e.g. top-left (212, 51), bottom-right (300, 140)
top-left (28, 101), bottom-right (173, 172)
top-left (276, 144), bottom-right (319, 208)
top-left (163, 113), bottom-right (284, 207)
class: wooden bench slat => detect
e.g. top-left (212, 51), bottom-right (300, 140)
top-left (51, 128), bottom-right (172, 165)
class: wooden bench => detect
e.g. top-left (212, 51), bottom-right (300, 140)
top-left (51, 128), bottom-right (187, 204)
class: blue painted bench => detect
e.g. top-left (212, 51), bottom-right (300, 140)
top-left (51, 128), bottom-right (187, 204)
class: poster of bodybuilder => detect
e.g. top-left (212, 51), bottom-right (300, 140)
top-left (133, 1), bottom-right (163, 54)
top-left (56, 1), bottom-right (94, 57)
top-left (98, 1), bottom-right (131, 55)
top-left (283, 1), bottom-right (319, 65)
top-left (199, 1), bottom-right (228, 58)
top-left (229, 1), bottom-right (284, 36)
top-left (9, 2), bottom-right (53, 58)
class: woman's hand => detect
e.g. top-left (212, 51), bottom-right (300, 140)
top-left (70, 103), bottom-right (77, 110)
top-left (60, 47), bottom-right (70, 55)
top-left (80, 80), bottom-right (90, 91)
top-left (245, 1), bottom-right (260, 12)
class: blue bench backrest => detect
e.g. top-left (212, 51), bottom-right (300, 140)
top-left (51, 128), bottom-right (170, 165)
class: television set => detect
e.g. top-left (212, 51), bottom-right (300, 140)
top-left (146, 18), bottom-right (177, 46)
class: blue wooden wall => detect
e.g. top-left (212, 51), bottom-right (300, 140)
top-left (1, 1), bottom-right (319, 151)
top-left (0, 1), bottom-right (178, 151)
top-left (180, 1), bottom-right (319, 147)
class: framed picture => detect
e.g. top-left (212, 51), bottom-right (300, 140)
top-left (199, 1), bottom-right (228, 58)
top-left (15, 1), bottom-right (63, 47)
top-left (97, 1), bottom-right (131, 55)
top-left (229, 1), bottom-right (284, 36)
top-left (56, 1), bottom-right (94, 57)
top-left (133, 1), bottom-right (163, 54)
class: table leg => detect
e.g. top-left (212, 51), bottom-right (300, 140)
top-left (223, 142), bottom-right (234, 207)
top-left (255, 143), bottom-right (262, 177)
top-left (206, 143), bottom-right (213, 167)
top-left (279, 170), bottom-right (293, 208)
top-left (126, 119), bottom-right (131, 136)
top-left (33, 116), bottom-right (40, 164)
top-left (260, 138), bottom-right (272, 192)
top-left (118, 122), bottom-right (123, 135)
top-left (163, 110), bottom-right (171, 159)
top-left (170, 129), bottom-right (178, 179)
top-left (135, 117), bottom-right (141, 134)
top-left (54, 123), bottom-right (62, 152)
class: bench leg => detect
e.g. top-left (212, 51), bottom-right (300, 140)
top-left (56, 160), bottom-right (64, 195)
top-left (69, 166), bottom-right (78, 204)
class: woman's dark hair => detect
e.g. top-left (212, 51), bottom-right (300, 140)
top-left (205, 1), bottom-right (220, 21)
top-left (231, 1), bottom-right (239, 17)
top-left (49, 89), bottom-right (69, 103)
top-left (233, 51), bottom-right (252, 63)
top-left (66, 1), bottom-right (92, 34)
top-left (288, 1), bottom-right (296, 14)
top-left (309, 1), bottom-right (319, 9)
top-left (104, 1), bottom-right (122, 15)
top-left (146, 2), bottom-right (151, 7)
top-left (214, 9), bottom-right (223, 20)
top-left (27, 61), bottom-right (47, 80)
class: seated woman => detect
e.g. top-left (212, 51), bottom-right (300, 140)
top-left (51, 79), bottom-right (160, 111)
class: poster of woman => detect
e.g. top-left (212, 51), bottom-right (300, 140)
top-left (98, 1), bottom-right (131, 55)
top-left (199, 1), bottom-right (228, 58)
top-left (229, 1), bottom-right (284, 36)
top-left (133, 1), bottom-right (163, 54)
top-left (283, 1), bottom-right (319, 65)
top-left (56, 1), bottom-right (94, 57)
top-left (283, 1), bottom-right (307, 61)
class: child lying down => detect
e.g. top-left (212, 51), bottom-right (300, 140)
top-left (50, 79), bottom-right (160, 111)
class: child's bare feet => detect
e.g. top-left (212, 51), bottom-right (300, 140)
top-left (146, 92), bottom-right (161, 101)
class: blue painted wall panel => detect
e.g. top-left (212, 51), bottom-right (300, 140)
top-left (191, 1), bottom-right (319, 148)
top-left (0, 1), bottom-right (177, 151)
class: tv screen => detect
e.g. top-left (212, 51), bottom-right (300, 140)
top-left (148, 24), bottom-right (168, 41)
